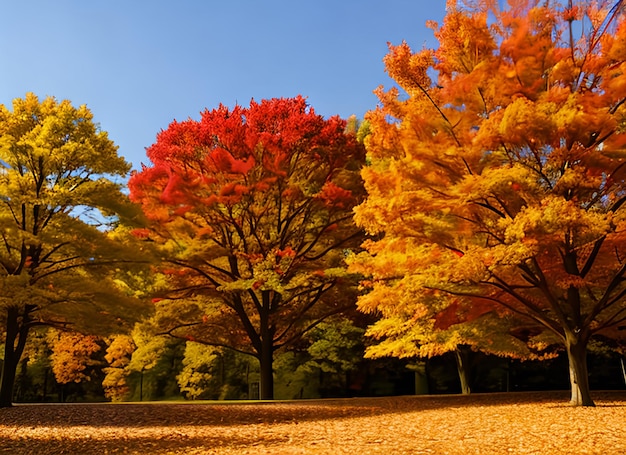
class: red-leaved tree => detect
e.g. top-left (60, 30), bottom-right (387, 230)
top-left (129, 97), bottom-right (365, 399)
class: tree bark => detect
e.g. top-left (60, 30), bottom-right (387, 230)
top-left (0, 306), bottom-right (30, 408)
top-left (257, 290), bottom-right (275, 400)
top-left (259, 336), bottom-right (274, 400)
top-left (454, 345), bottom-right (472, 395)
top-left (565, 333), bottom-right (594, 407)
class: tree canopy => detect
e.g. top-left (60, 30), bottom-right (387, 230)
top-left (0, 93), bottom-right (147, 407)
top-left (350, 0), bottom-right (626, 406)
top-left (128, 96), bottom-right (366, 399)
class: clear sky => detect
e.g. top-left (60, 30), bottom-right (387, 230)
top-left (0, 1), bottom-right (446, 170)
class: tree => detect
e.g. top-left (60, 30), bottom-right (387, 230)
top-left (350, 0), bottom-right (626, 406)
top-left (304, 319), bottom-right (365, 375)
top-left (0, 93), bottom-right (146, 407)
top-left (176, 342), bottom-right (220, 400)
top-left (366, 305), bottom-right (554, 395)
top-left (48, 330), bottom-right (102, 387)
top-left (300, 318), bottom-right (366, 396)
top-left (128, 96), bottom-right (365, 399)
top-left (11, 328), bottom-right (53, 402)
top-left (127, 324), bottom-right (186, 401)
top-left (102, 334), bottom-right (136, 401)
top-left (350, 250), bottom-right (560, 394)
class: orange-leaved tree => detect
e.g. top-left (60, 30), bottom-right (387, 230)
top-left (128, 96), bottom-right (365, 399)
top-left (350, 0), bottom-right (626, 406)
top-left (48, 330), bottom-right (102, 388)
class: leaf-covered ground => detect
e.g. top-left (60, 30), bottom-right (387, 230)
top-left (0, 391), bottom-right (624, 454)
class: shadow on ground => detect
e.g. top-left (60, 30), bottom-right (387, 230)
top-left (3, 390), bottom-right (626, 429)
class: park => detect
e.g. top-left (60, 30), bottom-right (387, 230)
top-left (1, 0), bottom-right (626, 453)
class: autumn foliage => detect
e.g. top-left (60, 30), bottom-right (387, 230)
top-left (350, 0), bottom-right (626, 406)
top-left (9, 0), bottom-right (626, 409)
top-left (129, 96), bottom-right (365, 399)
top-left (49, 331), bottom-right (102, 385)
top-left (0, 94), bottom-right (145, 407)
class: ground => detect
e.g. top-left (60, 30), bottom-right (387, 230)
top-left (0, 391), bottom-right (625, 454)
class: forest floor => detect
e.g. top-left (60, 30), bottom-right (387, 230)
top-left (0, 390), bottom-right (625, 454)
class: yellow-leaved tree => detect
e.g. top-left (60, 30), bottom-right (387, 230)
top-left (350, 0), bottom-right (626, 406)
top-left (0, 94), bottom-right (149, 407)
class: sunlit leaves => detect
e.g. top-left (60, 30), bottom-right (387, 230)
top-left (176, 342), bottom-right (220, 400)
top-left (0, 93), bottom-right (141, 290)
top-left (48, 330), bottom-right (102, 385)
top-left (102, 334), bottom-right (135, 401)
top-left (0, 93), bottom-right (148, 405)
top-left (128, 97), bottom-right (365, 398)
top-left (351, 0), bottom-right (626, 383)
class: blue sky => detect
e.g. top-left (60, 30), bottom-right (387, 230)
top-left (0, 1), bottom-right (446, 170)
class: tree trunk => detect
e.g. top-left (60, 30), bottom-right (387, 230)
top-left (0, 307), bottom-right (29, 408)
top-left (565, 334), bottom-right (594, 407)
top-left (259, 336), bottom-right (274, 400)
top-left (42, 367), bottom-right (49, 402)
top-left (0, 343), bottom-right (18, 407)
top-left (454, 345), bottom-right (472, 395)
top-left (257, 290), bottom-right (275, 400)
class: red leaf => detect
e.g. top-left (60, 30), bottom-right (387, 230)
top-left (317, 181), bottom-right (353, 208)
top-left (131, 228), bottom-right (151, 239)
